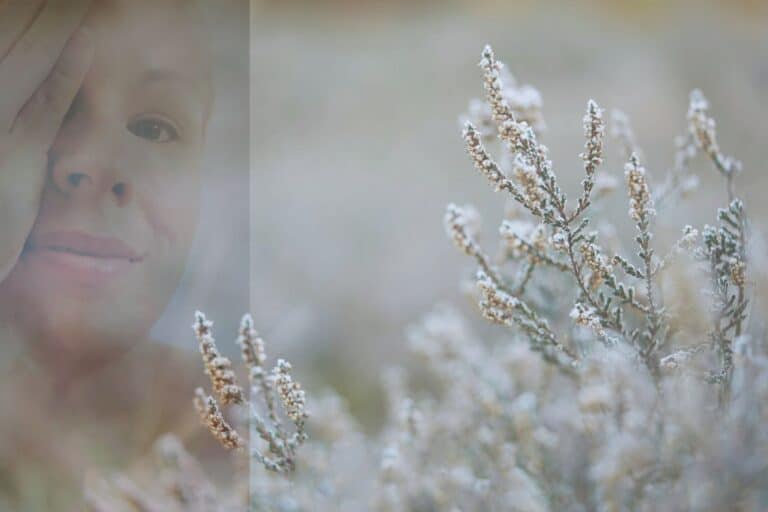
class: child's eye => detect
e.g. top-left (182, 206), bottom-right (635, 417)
top-left (127, 116), bottom-right (179, 143)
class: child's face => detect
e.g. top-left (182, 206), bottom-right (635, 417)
top-left (0, 0), bottom-right (211, 351)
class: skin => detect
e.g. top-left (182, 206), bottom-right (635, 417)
top-left (0, 0), bottom-right (212, 366)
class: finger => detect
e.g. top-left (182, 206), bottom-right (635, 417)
top-left (0, 0), bottom-right (92, 128)
top-left (0, 147), bottom-right (47, 283)
top-left (0, 0), bottom-right (46, 60)
top-left (13, 27), bottom-right (94, 146)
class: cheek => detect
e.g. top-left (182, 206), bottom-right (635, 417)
top-left (138, 154), bottom-right (201, 249)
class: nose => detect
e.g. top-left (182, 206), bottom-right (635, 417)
top-left (58, 170), bottom-right (130, 203)
top-left (50, 142), bottom-right (132, 207)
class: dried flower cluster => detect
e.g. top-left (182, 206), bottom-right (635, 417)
top-left (194, 387), bottom-right (245, 450)
top-left (465, 45), bottom-right (545, 137)
top-left (193, 311), bottom-right (308, 474)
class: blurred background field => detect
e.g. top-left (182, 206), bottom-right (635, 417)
top-left (246, 0), bottom-right (768, 428)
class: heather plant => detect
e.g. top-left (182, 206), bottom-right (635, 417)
top-left (192, 311), bottom-right (308, 473)
top-left (86, 46), bottom-right (767, 512)
top-left (379, 45), bottom-right (764, 511)
top-left (432, 45), bottom-right (765, 510)
top-left (194, 312), bottom-right (376, 511)
top-left (448, 45), bottom-right (750, 383)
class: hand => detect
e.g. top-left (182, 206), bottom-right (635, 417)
top-left (0, 0), bottom-right (93, 282)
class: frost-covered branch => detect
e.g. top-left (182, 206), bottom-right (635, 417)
top-left (193, 311), bottom-right (308, 474)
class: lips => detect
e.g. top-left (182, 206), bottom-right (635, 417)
top-left (28, 230), bottom-right (144, 262)
top-left (23, 230), bottom-right (144, 289)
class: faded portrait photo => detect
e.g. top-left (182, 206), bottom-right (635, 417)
top-left (0, 1), bottom-right (248, 509)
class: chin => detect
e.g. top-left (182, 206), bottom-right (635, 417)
top-left (3, 287), bottom-right (152, 354)
top-left (0, 261), bottom-right (179, 357)
top-left (0, 227), bottom-right (192, 354)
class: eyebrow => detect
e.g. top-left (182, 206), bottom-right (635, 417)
top-left (136, 67), bottom-right (212, 124)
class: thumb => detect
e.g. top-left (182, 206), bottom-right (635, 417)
top-left (12, 26), bottom-right (94, 146)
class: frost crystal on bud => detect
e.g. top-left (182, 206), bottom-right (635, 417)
top-left (624, 154), bottom-right (655, 222)
top-left (679, 225), bottom-right (699, 252)
top-left (687, 89), bottom-right (742, 176)
top-left (581, 99), bottom-right (605, 179)
top-left (570, 302), bottom-right (606, 338)
top-left (550, 230), bottom-right (569, 253)
top-left (444, 203), bottom-right (481, 257)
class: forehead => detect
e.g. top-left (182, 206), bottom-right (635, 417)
top-left (82, 0), bottom-right (210, 85)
